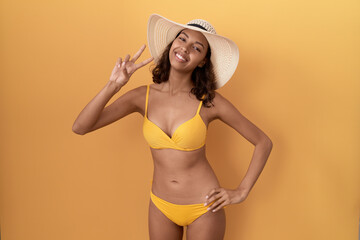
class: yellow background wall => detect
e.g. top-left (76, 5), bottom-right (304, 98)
top-left (1, 0), bottom-right (359, 239)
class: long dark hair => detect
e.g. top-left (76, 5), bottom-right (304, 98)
top-left (151, 30), bottom-right (216, 107)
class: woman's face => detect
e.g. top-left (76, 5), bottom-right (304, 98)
top-left (169, 29), bottom-right (209, 73)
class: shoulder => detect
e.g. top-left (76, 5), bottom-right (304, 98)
top-left (212, 91), bottom-right (228, 105)
top-left (206, 91), bottom-right (273, 146)
top-left (124, 84), bottom-right (148, 97)
top-left (208, 90), bottom-right (243, 121)
top-left (119, 84), bottom-right (148, 104)
top-left (111, 84), bottom-right (149, 114)
top-left (203, 90), bottom-right (235, 122)
top-left (211, 91), bottom-right (234, 113)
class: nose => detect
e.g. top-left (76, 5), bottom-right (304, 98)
top-left (181, 45), bottom-right (189, 53)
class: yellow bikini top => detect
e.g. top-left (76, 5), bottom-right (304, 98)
top-left (143, 84), bottom-right (207, 151)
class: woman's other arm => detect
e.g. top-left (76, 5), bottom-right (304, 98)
top-left (205, 91), bottom-right (273, 212)
top-left (215, 92), bottom-right (273, 193)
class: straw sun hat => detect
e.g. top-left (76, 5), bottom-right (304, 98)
top-left (147, 14), bottom-right (239, 89)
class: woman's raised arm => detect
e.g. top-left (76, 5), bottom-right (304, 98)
top-left (72, 45), bottom-right (153, 135)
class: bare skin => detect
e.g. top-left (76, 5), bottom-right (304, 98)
top-left (72, 29), bottom-right (273, 240)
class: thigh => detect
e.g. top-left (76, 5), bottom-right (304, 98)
top-left (186, 208), bottom-right (226, 240)
top-left (148, 199), bottom-right (184, 240)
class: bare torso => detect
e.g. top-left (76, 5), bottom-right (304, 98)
top-left (143, 83), bottom-right (220, 204)
top-left (150, 147), bottom-right (220, 204)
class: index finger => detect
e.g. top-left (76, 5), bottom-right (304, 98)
top-left (135, 56), bottom-right (154, 69)
top-left (131, 44), bottom-right (147, 62)
top-left (206, 188), bottom-right (221, 199)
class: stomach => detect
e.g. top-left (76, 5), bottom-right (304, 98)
top-left (149, 145), bottom-right (220, 204)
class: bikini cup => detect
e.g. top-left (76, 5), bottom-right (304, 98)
top-left (142, 84), bottom-right (207, 151)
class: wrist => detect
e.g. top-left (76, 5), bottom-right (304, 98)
top-left (236, 185), bottom-right (251, 195)
top-left (106, 80), bottom-right (123, 94)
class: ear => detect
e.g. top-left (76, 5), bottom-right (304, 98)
top-left (198, 59), bottom-right (206, 68)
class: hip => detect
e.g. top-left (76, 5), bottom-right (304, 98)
top-left (151, 169), bottom-right (220, 204)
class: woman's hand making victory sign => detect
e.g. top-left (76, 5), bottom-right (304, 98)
top-left (109, 44), bottom-right (154, 89)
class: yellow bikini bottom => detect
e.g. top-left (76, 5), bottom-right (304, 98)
top-left (150, 190), bottom-right (215, 226)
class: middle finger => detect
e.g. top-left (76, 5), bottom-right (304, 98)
top-left (207, 196), bottom-right (226, 211)
top-left (206, 191), bottom-right (224, 205)
top-left (124, 54), bottom-right (130, 63)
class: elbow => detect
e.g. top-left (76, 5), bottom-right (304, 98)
top-left (264, 138), bottom-right (273, 152)
top-left (265, 137), bottom-right (273, 148)
top-left (258, 136), bottom-right (273, 149)
top-left (72, 122), bottom-right (87, 135)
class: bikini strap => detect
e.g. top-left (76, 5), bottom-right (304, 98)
top-left (196, 94), bottom-right (205, 114)
top-left (145, 84), bottom-right (150, 116)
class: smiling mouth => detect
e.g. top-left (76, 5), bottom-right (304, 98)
top-left (175, 52), bottom-right (188, 62)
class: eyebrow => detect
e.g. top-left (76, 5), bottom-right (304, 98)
top-left (180, 32), bottom-right (205, 49)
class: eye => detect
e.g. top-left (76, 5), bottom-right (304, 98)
top-left (178, 37), bottom-right (186, 42)
top-left (193, 46), bottom-right (201, 52)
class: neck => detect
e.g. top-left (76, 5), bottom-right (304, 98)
top-left (163, 68), bottom-right (193, 95)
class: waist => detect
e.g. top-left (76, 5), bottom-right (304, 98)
top-left (151, 154), bottom-right (220, 204)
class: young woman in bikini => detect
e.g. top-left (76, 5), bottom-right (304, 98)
top-left (73, 14), bottom-right (273, 240)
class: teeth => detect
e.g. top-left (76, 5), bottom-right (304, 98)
top-left (176, 53), bottom-right (186, 61)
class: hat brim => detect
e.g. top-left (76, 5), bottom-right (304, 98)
top-left (147, 14), bottom-right (239, 89)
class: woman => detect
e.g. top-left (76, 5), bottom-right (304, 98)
top-left (73, 14), bottom-right (272, 240)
